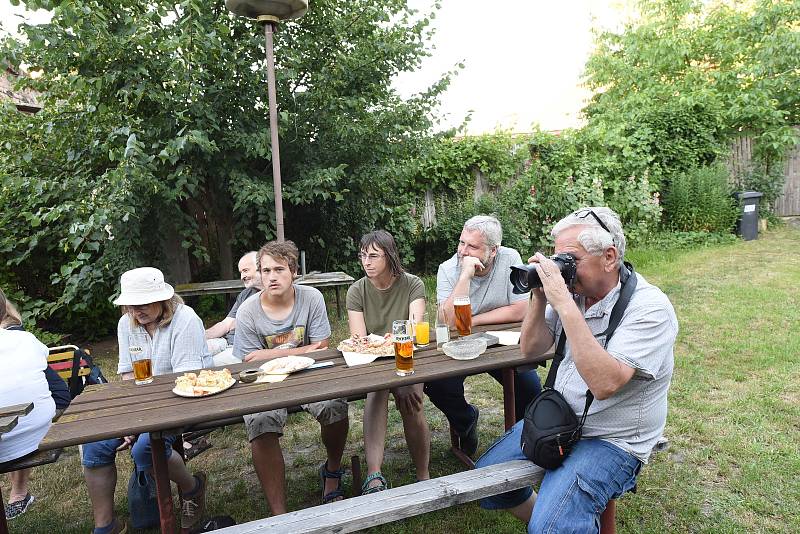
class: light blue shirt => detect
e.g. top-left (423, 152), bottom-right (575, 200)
top-left (545, 272), bottom-right (678, 462)
top-left (117, 303), bottom-right (212, 375)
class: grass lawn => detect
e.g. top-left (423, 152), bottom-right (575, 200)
top-left (4, 225), bottom-right (799, 533)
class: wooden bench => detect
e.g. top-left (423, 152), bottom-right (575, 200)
top-left (217, 460), bottom-right (539, 533)
top-left (216, 437), bottom-right (670, 534)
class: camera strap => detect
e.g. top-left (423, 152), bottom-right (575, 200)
top-left (543, 262), bottom-right (638, 416)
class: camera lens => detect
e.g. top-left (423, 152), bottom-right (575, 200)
top-left (511, 269), bottom-right (529, 291)
top-left (510, 264), bottom-right (540, 294)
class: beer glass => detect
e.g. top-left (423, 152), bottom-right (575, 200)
top-left (128, 332), bottom-right (154, 385)
top-left (414, 312), bottom-right (430, 348)
top-left (435, 305), bottom-right (450, 351)
top-left (453, 296), bottom-right (472, 337)
top-left (392, 320), bottom-right (414, 376)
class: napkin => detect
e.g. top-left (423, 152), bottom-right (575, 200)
top-left (487, 331), bottom-right (521, 346)
top-left (342, 352), bottom-right (382, 367)
top-left (255, 373), bottom-right (288, 383)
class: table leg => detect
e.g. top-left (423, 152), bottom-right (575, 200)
top-left (502, 367), bottom-right (516, 430)
top-left (449, 426), bottom-right (476, 469)
top-left (150, 432), bottom-right (179, 534)
top-left (0, 484), bottom-right (8, 534)
top-left (335, 286), bottom-right (342, 319)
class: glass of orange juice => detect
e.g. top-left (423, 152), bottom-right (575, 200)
top-left (414, 312), bottom-right (430, 348)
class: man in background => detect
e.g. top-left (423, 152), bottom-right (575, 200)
top-left (205, 251), bottom-right (262, 366)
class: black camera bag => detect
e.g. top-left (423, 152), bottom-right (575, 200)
top-left (521, 262), bottom-right (637, 469)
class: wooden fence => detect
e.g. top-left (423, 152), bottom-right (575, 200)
top-left (728, 129), bottom-right (800, 216)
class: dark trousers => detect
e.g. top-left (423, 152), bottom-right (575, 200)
top-left (423, 368), bottom-right (542, 435)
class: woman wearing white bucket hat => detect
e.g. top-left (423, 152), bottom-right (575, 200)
top-left (81, 267), bottom-right (213, 533)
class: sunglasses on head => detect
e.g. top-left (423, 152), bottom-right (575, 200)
top-left (574, 208), bottom-right (612, 234)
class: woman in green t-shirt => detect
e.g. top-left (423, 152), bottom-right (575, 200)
top-left (345, 230), bottom-right (430, 493)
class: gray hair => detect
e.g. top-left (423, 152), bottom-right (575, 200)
top-left (551, 207), bottom-right (627, 266)
top-left (463, 215), bottom-right (502, 249)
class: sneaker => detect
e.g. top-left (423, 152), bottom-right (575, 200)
top-left (459, 405), bottom-right (480, 457)
top-left (180, 472), bottom-right (207, 530)
top-left (5, 493), bottom-right (35, 520)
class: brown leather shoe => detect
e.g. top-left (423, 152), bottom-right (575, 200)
top-left (180, 472), bottom-right (207, 530)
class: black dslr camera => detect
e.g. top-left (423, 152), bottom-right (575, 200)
top-left (510, 253), bottom-right (578, 294)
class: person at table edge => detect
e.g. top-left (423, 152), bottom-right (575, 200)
top-left (346, 230), bottom-right (431, 494)
top-left (232, 240), bottom-right (349, 514)
top-left (425, 214), bottom-right (542, 457)
top-left (205, 250), bottom-right (263, 366)
top-left (476, 207), bottom-right (678, 533)
top-left (82, 267), bottom-right (211, 534)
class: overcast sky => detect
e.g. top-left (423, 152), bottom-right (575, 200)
top-left (1, 0), bottom-right (632, 133)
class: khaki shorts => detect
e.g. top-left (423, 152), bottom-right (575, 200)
top-left (244, 398), bottom-right (349, 441)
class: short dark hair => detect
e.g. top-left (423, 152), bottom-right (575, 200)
top-left (258, 240), bottom-right (300, 274)
top-left (360, 230), bottom-right (404, 277)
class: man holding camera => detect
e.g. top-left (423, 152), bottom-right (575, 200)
top-left (476, 207), bottom-right (678, 533)
top-left (425, 215), bottom-right (541, 457)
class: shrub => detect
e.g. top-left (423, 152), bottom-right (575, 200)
top-left (729, 160), bottom-right (787, 216)
top-left (662, 165), bottom-right (738, 233)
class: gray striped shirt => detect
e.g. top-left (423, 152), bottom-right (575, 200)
top-left (545, 272), bottom-right (678, 462)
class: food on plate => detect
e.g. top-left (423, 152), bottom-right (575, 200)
top-left (337, 333), bottom-right (394, 356)
top-left (174, 368), bottom-right (234, 396)
top-left (259, 355), bottom-right (315, 375)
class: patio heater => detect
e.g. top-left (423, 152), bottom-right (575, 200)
top-left (225, 0), bottom-right (308, 242)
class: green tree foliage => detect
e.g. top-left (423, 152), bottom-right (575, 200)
top-left (0, 0), bottom-right (449, 332)
top-left (583, 0), bottom-right (800, 194)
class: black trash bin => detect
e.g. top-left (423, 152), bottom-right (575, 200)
top-left (733, 191), bottom-right (763, 241)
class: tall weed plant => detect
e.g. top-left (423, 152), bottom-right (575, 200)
top-left (663, 164), bottom-right (738, 232)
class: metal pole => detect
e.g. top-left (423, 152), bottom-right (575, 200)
top-left (263, 19), bottom-right (285, 242)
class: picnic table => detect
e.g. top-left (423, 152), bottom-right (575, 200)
top-left (174, 271), bottom-right (355, 318)
top-left (40, 322), bottom-right (550, 534)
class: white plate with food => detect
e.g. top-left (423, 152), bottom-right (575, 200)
top-left (259, 355), bottom-right (316, 375)
top-left (337, 333), bottom-right (394, 366)
top-left (173, 369), bottom-right (236, 397)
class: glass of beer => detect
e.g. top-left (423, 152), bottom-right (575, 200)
top-left (392, 320), bottom-right (414, 376)
top-left (453, 296), bottom-right (472, 337)
top-left (414, 312), bottom-right (430, 348)
top-left (128, 332), bottom-right (154, 385)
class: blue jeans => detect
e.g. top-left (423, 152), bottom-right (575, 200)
top-left (81, 433), bottom-right (176, 472)
top-left (477, 421), bottom-right (641, 534)
top-left (424, 368), bottom-right (541, 435)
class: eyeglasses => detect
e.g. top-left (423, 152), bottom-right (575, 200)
top-left (574, 208), bottom-right (612, 235)
top-left (358, 252), bottom-right (385, 262)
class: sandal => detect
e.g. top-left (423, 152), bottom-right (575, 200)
top-left (361, 471), bottom-right (389, 495)
top-left (320, 462), bottom-right (345, 504)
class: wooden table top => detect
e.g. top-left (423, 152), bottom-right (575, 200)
top-left (40, 323), bottom-right (548, 451)
top-left (175, 272), bottom-right (355, 297)
top-left (0, 402), bottom-right (33, 434)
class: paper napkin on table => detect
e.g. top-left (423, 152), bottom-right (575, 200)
top-left (342, 352), bottom-right (381, 367)
top-left (487, 331), bottom-right (521, 346)
top-left (255, 373), bottom-right (289, 383)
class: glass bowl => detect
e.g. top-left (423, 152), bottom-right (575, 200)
top-left (442, 338), bottom-right (487, 360)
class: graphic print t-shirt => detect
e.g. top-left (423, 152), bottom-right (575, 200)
top-left (263, 326), bottom-right (306, 349)
top-left (232, 285), bottom-right (331, 360)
